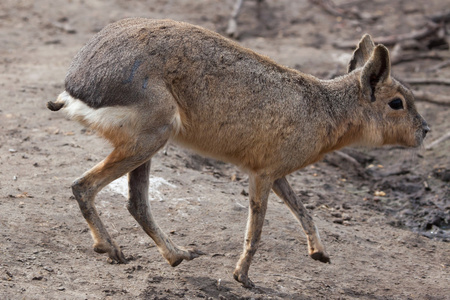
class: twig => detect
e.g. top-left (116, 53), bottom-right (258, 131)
top-left (392, 52), bottom-right (445, 65)
top-left (405, 78), bottom-right (450, 86)
top-left (325, 150), bottom-right (367, 178)
top-left (375, 23), bottom-right (441, 46)
top-left (266, 273), bottom-right (307, 282)
top-left (428, 10), bottom-right (450, 23)
top-left (333, 23), bottom-right (441, 49)
top-left (413, 90), bottom-right (450, 106)
top-left (309, 0), bottom-right (361, 19)
top-left (428, 60), bottom-right (450, 72)
top-left (425, 131), bottom-right (450, 150)
top-left (226, 0), bottom-right (244, 37)
top-left (51, 21), bottom-right (77, 34)
top-left (390, 43), bottom-right (403, 63)
top-left (334, 150), bottom-right (361, 168)
top-left (225, 0), bottom-right (265, 38)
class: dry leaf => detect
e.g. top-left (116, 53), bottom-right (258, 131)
top-left (15, 192), bottom-right (33, 198)
top-left (374, 191), bottom-right (386, 197)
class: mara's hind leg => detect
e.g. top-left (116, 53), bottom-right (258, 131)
top-left (272, 177), bottom-right (330, 263)
top-left (72, 130), bottom-right (171, 263)
top-left (127, 160), bottom-right (204, 267)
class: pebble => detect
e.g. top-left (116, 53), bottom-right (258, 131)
top-left (331, 212), bottom-right (342, 218)
top-left (240, 189), bottom-right (249, 196)
top-left (342, 213), bottom-right (352, 221)
top-left (305, 204), bottom-right (316, 210)
top-left (43, 266), bottom-right (54, 272)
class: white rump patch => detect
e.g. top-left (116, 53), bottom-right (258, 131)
top-left (58, 91), bottom-right (137, 131)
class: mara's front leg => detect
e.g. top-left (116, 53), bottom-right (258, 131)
top-left (272, 177), bottom-right (330, 263)
top-left (233, 174), bottom-right (272, 288)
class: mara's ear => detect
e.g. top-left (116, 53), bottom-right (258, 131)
top-left (360, 44), bottom-right (391, 102)
top-left (347, 34), bottom-right (375, 73)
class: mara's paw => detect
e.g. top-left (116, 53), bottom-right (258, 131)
top-left (310, 251), bottom-right (331, 264)
top-left (93, 241), bottom-right (127, 264)
top-left (169, 248), bottom-right (206, 267)
top-left (233, 271), bottom-right (255, 289)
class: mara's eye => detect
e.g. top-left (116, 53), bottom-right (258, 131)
top-left (388, 98), bottom-right (404, 110)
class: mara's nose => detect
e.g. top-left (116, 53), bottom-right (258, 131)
top-left (422, 120), bottom-right (430, 138)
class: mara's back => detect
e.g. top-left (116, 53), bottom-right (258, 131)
top-left (66, 18), bottom-right (300, 110)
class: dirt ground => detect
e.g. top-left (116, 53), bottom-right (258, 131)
top-left (1, 0), bottom-right (449, 299)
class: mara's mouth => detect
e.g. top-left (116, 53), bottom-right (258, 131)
top-left (382, 130), bottom-right (423, 148)
top-left (412, 129), bottom-right (426, 148)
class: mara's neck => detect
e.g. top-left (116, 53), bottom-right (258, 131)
top-left (319, 72), bottom-right (361, 121)
top-left (316, 72), bottom-right (366, 153)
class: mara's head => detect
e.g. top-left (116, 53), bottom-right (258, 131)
top-left (348, 34), bottom-right (429, 148)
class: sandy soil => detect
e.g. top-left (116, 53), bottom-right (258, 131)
top-left (1, 0), bottom-right (449, 299)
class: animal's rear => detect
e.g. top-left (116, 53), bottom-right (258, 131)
top-left (48, 19), bottom-right (190, 147)
top-left (64, 18), bottom-right (169, 109)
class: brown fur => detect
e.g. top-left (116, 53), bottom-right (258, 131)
top-left (48, 18), bottom-right (429, 288)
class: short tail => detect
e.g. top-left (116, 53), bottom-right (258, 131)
top-left (47, 101), bottom-right (64, 111)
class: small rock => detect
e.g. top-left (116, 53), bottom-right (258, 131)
top-left (342, 203), bottom-right (351, 210)
top-left (43, 266), bottom-right (54, 273)
top-left (305, 204), bottom-right (315, 210)
top-left (342, 213), bottom-right (352, 221)
top-left (4, 270), bottom-right (13, 280)
top-left (240, 189), bottom-right (249, 196)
